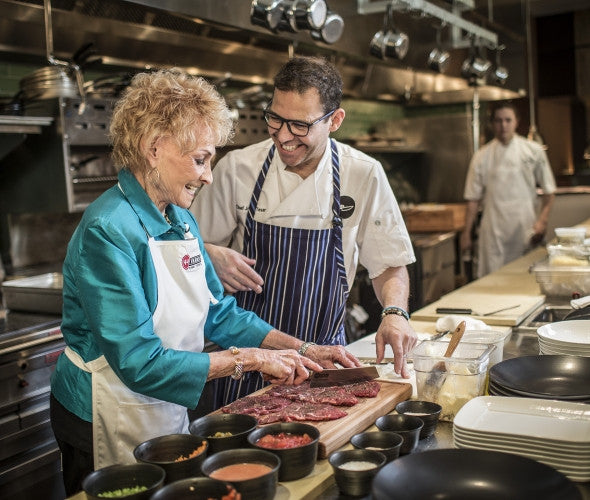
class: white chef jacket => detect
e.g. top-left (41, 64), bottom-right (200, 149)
top-left (463, 135), bottom-right (556, 276)
top-left (192, 138), bottom-right (415, 287)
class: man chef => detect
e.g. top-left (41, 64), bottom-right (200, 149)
top-left (461, 101), bottom-right (556, 277)
top-left (192, 56), bottom-right (417, 407)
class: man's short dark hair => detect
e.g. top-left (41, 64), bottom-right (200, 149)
top-left (273, 56), bottom-right (343, 113)
top-left (490, 101), bottom-right (519, 121)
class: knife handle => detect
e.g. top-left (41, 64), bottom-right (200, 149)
top-left (436, 308), bottom-right (472, 315)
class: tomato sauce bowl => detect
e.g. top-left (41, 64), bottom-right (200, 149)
top-left (247, 422), bottom-right (320, 481)
top-left (201, 448), bottom-right (280, 500)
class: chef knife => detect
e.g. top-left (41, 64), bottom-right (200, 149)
top-left (435, 304), bottom-right (520, 316)
top-left (309, 366), bottom-right (379, 388)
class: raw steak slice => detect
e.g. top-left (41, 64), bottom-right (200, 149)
top-left (344, 380), bottom-right (381, 398)
top-left (267, 382), bottom-right (358, 406)
top-left (221, 394), bottom-right (291, 416)
top-left (274, 401), bottom-right (348, 423)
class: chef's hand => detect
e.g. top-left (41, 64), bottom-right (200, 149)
top-left (302, 344), bottom-right (362, 369)
top-left (375, 314), bottom-right (417, 378)
top-left (204, 244), bottom-right (264, 294)
top-left (459, 229), bottom-right (472, 253)
top-left (253, 349), bottom-right (322, 386)
top-left (531, 220), bottom-right (546, 246)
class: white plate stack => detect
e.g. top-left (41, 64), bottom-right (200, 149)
top-left (453, 396), bottom-right (590, 482)
top-left (537, 320), bottom-right (590, 356)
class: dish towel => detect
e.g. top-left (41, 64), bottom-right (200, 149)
top-left (435, 315), bottom-right (491, 332)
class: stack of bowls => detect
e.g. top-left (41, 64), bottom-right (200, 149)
top-left (395, 400), bottom-right (442, 439)
top-left (133, 433), bottom-right (208, 484)
top-left (189, 413), bottom-right (257, 454)
top-left (375, 414), bottom-right (424, 454)
top-left (82, 463), bottom-right (165, 500)
top-left (247, 422), bottom-right (320, 481)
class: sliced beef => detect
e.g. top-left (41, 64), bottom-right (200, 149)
top-left (344, 380), bottom-right (381, 398)
top-left (267, 382), bottom-right (358, 406)
top-left (221, 394), bottom-right (292, 416)
top-left (256, 401), bottom-right (348, 424)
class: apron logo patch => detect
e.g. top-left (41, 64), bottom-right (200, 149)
top-left (340, 196), bottom-right (355, 219)
top-left (182, 253), bottom-right (202, 271)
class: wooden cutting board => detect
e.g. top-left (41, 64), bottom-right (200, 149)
top-left (411, 293), bottom-right (545, 326)
top-left (311, 381), bottom-right (412, 458)
top-left (216, 381), bottom-right (412, 459)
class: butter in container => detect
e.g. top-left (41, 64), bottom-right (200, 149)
top-left (412, 341), bottom-right (494, 422)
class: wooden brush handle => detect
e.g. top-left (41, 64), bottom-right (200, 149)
top-left (443, 321), bottom-right (466, 357)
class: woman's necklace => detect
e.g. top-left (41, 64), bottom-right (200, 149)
top-left (163, 213), bottom-right (172, 225)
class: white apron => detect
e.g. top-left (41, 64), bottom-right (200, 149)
top-left (65, 227), bottom-right (211, 469)
top-left (477, 142), bottom-right (537, 277)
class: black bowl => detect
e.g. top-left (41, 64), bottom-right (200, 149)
top-left (150, 477), bottom-right (239, 500)
top-left (82, 463), bottom-right (165, 500)
top-left (133, 433), bottom-right (208, 484)
top-left (189, 413), bottom-right (258, 454)
top-left (247, 422), bottom-right (320, 481)
top-left (201, 448), bottom-right (280, 500)
top-left (371, 449), bottom-right (582, 500)
top-left (375, 414), bottom-right (424, 454)
top-left (395, 400), bottom-right (442, 439)
top-left (350, 431), bottom-right (403, 463)
top-left (328, 448), bottom-right (387, 497)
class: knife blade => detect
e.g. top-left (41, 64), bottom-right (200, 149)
top-left (435, 304), bottom-right (520, 316)
top-left (309, 366), bottom-right (379, 388)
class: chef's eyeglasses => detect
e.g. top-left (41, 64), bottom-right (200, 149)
top-left (263, 106), bottom-right (336, 137)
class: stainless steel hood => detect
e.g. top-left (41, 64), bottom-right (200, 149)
top-left (0, 0), bottom-right (522, 104)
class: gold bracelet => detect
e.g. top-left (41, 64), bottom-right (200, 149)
top-left (298, 341), bottom-right (316, 356)
top-left (229, 346), bottom-right (244, 380)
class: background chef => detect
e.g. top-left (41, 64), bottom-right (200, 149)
top-left (461, 101), bottom-right (556, 277)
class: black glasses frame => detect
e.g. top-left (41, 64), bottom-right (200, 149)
top-left (263, 106), bottom-right (336, 137)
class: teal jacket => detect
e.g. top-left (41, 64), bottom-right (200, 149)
top-left (51, 168), bottom-right (272, 422)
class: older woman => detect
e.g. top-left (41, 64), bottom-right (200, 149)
top-left (50, 68), bottom-right (359, 495)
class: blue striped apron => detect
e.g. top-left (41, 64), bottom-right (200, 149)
top-left (215, 139), bottom-right (349, 406)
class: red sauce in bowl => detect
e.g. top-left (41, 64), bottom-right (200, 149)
top-left (210, 463), bottom-right (272, 481)
top-left (255, 432), bottom-right (313, 449)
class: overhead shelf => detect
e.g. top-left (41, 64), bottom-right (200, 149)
top-left (0, 115), bottom-right (54, 162)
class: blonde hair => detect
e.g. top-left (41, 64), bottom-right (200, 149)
top-left (109, 68), bottom-right (234, 173)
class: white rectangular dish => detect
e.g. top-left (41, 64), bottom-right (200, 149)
top-left (453, 396), bottom-right (590, 444)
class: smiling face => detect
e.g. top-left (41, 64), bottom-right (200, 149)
top-left (492, 106), bottom-right (518, 145)
top-left (142, 126), bottom-right (216, 213)
top-left (267, 88), bottom-right (344, 178)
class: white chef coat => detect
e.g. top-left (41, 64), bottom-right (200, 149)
top-left (193, 138), bottom-right (415, 287)
top-left (463, 135), bottom-right (556, 277)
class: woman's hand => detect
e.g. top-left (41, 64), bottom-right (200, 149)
top-left (302, 344), bottom-right (362, 370)
top-left (251, 348), bottom-right (322, 385)
top-left (209, 348), bottom-right (322, 386)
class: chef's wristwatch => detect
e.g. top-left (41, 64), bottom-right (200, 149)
top-left (229, 346), bottom-right (244, 380)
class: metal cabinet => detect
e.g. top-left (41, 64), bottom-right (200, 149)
top-left (0, 97), bottom-right (117, 214)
